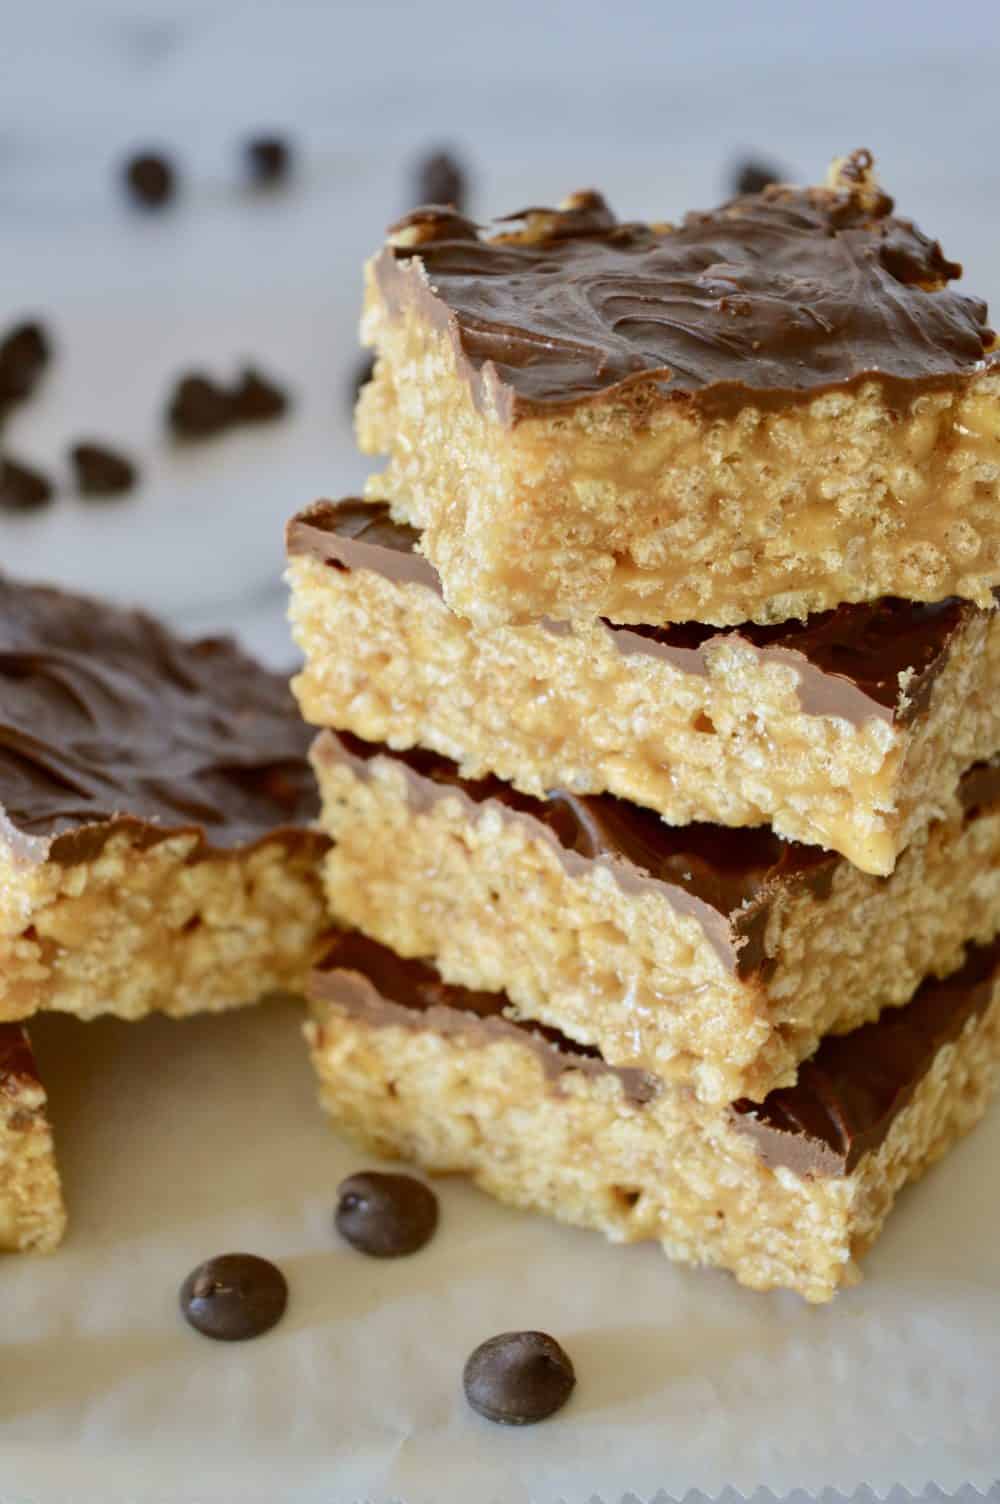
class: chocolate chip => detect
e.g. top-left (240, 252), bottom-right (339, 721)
top-left (463, 1331), bottom-right (576, 1425)
top-left (231, 367), bottom-right (289, 422)
top-left (246, 135), bottom-right (292, 186)
top-left (335, 1171), bottom-right (438, 1257)
top-left (123, 151), bottom-right (176, 208)
top-left (179, 1253), bottom-right (287, 1341)
top-left (70, 442), bottom-right (137, 497)
top-left (0, 455), bottom-right (54, 511)
top-left (413, 149), bottom-right (466, 211)
top-left (0, 321), bottom-right (50, 412)
top-left (167, 372), bottom-right (235, 438)
top-left (731, 157), bottom-right (787, 196)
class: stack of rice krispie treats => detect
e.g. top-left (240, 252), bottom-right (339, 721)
top-left (287, 152), bottom-right (1000, 1301)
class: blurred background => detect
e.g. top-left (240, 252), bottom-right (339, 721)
top-left (2, 0), bottom-right (999, 662)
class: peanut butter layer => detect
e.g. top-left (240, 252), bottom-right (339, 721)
top-left (306, 933), bottom-right (1000, 1301)
top-left (312, 728), bottom-right (1000, 1101)
top-left (357, 156), bottom-right (1000, 627)
top-left (286, 501), bottom-right (1000, 873)
top-left (0, 1023), bottom-right (65, 1253)
top-left (0, 578), bottom-right (330, 1021)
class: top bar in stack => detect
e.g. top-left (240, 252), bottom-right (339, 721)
top-left (357, 151), bottom-right (1000, 629)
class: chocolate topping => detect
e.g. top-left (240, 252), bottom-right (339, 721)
top-left (311, 932), bottom-right (659, 1106)
top-left (312, 932), bottom-right (1000, 1179)
top-left (0, 1024), bottom-right (41, 1094)
top-left (0, 578), bottom-right (322, 867)
top-left (319, 730), bottom-right (1000, 983)
top-left (374, 171), bottom-right (997, 422)
top-left (288, 500), bottom-right (985, 728)
top-left (731, 935), bottom-right (1000, 1175)
top-left (318, 728), bottom-right (838, 978)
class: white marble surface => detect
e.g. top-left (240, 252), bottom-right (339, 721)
top-left (3, 4), bottom-right (1000, 1499)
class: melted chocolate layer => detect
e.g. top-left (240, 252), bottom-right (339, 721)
top-left (0, 578), bottom-right (322, 866)
top-left (0, 1024), bottom-right (40, 1093)
top-left (374, 180), bottom-right (997, 421)
top-left (288, 500), bottom-right (982, 727)
top-left (312, 932), bottom-right (1000, 1178)
top-left (732, 935), bottom-right (1000, 1174)
top-left (321, 728), bottom-right (838, 978)
top-left (320, 729), bottom-right (1000, 983)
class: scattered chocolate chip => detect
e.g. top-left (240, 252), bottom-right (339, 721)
top-left (0, 321), bottom-right (50, 412)
top-left (167, 372), bottom-right (235, 438)
top-left (0, 455), bottom-right (54, 511)
top-left (123, 151), bottom-right (175, 208)
top-left (349, 353), bottom-right (375, 410)
top-left (179, 1253), bottom-right (287, 1341)
top-left (463, 1331), bottom-right (576, 1426)
top-left (231, 366), bottom-right (289, 422)
top-left (731, 157), bottom-right (787, 196)
top-left (335, 1171), bottom-right (439, 1257)
top-left (70, 441), bottom-right (137, 497)
top-left (246, 135), bottom-right (292, 186)
top-left (413, 149), bottom-right (466, 211)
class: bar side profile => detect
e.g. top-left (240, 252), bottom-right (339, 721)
top-left (305, 934), bottom-right (1000, 1302)
top-left (286, 504), bottom-right (1000, 873)
top-left (0, 1024), bottom-right (66, 1253)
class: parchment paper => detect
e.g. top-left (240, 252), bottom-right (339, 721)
top-left (4, 1000), bottom-right (997, 1503)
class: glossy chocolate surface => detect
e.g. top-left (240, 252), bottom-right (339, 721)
top-left (0, 578), bottom-right (321, 866)
top-left (732, 935), bottom-right (1000, 1174)
top-left (288, 499), bottom-right (982, 727)
top-left (374, 179), bottom-right (997, 420)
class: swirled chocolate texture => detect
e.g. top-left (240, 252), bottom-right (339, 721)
top-left (0, 578), bottom-right (320, 866)
top-left (287, 499), bottom-right (981, 727)
top-left (312, 931), bottom-right (1000, 1178)
top-left (373, 182), bottom-right (998, 420)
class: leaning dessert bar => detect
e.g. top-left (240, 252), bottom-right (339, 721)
top-left (357, 154), bottom-right (1000, 630)
top-left (288, 499), bottom-right (1000, 874)
top-left (311, 729), bottom-right (1000, 1103)
top-left (307, 932), bottom-right (1000, 1303)
top-left (0, 579), bottom-right (330, 1024)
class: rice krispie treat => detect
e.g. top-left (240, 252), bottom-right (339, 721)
top-left (0, 1024), bottom-right (65, 1253)
top-left (313, 730), bottom-right (1000, 1102)
top-left (306, 932), bottom-right (1000, 1302)
top-left (356, 153), bottom-right (1000, 630)
top-left (287, 500), bottom-right (1000, 873)
top-left (0, 579), bottom-right (330, 1023)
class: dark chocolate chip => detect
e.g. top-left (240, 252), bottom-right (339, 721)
top-left (123, 151), bottom-right (176, 208)
top-left (0, 321), bottom-right (50, 411)
top-left (179, 1253), bottom-right (287, 1341)
top-left (167, 372), bottom-right (235, 438)
top-left (0, 455), bottom-right (54, 511)
top-left (231, 366), bottom-right (289, 422)
top-left (70, 442), bottom-right (137, 497)
top-left (730, 157), bottom-right (787, 196)
top-left (246, 135), bottom-right (292, 186)
top-left (335, 1171), bottom-right (438, 1257)
top-left (463, 1331), bottom-right (576, 1425)
top-left (349, 353), bottom-right (375, 411)
top-left (413, 149), bottom-right (466, 211)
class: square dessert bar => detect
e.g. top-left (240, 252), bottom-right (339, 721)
top-left (0, 579), bottom-right (330, 1023)
top-left (0, 1024), bottom-right (65, 1253)
top-left (306, 931), bottom-right (1000, 1302)
top-left (356, 154), bottom-right (1000, 629)
top-left (287, 500), bottom-right (1000, 874)
top-left (312, 729), bottom-right (1000, 1103)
